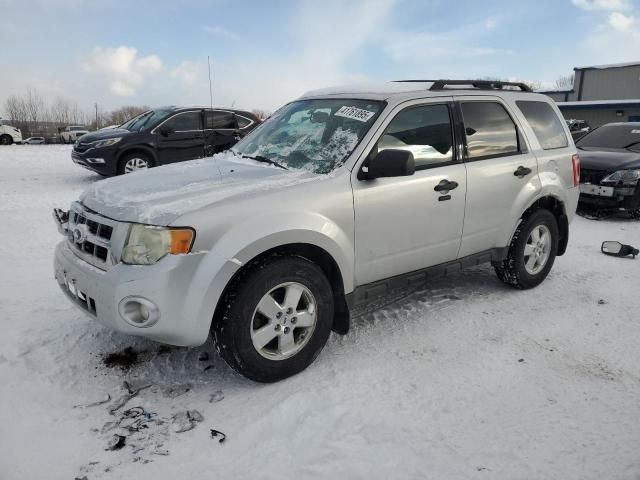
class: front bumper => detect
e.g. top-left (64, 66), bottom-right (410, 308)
top-left (72, 147), bottom-right (118, 176)
top-left (54, 241), bottom-right (237, 346)
top-left (578, 183), bottom-right (640, 210)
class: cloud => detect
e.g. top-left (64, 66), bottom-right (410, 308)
top-left (202, 25), bottom-right (239, 41)
top-left (572, 0), bottom-right (632, 11)
top-left (608, 11), bottom-right (635, 30)
top-left (82, 46), bottom-right (163, 96)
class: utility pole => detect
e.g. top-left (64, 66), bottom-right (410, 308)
top-left (208, 56), bottom-right (213, 108)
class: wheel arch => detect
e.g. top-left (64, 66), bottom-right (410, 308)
top-left (516, 195), bottom-right (569, 256)
top-left (117, 145), bottom-right (158, 168)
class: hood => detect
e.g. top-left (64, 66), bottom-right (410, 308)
top-left (77, 128), bottom-right (132, 143)
top-left (578, 148), bottom-right (640, 172)
top-left (80, 152), bottom-right (321, 225)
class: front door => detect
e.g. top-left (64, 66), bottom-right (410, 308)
top-left (455, 97), bottom-right (540, 257)
top-left (353, 99), bottom-right (467, 285)
top-left (156, 110), bottom-right (205, 165)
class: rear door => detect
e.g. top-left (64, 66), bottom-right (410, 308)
top-left (156, 110), bottom-right (205, 164)
top-left (456, 96), bottom-right (540, 257)
top-left (204, 110), bottom-right (239, 156)
top-left (353, 98), bottom-right (467, 285)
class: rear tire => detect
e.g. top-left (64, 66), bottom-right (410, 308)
top-left (212, 255), bottom-right (334, 382)
top-left (494, 209), bottom-right (559, 289)
top-left (0, 135), bottom-right (12, 145)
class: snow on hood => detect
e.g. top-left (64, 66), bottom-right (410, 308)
top-left (80, 151), bottom-right (321, 225)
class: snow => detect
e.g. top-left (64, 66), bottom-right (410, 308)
top-left (574, 61), bottom-right (640, 70)
top-left (558, 99), bottom-right (640, 107)
top-left (2, 145), bottom-right (640, 479)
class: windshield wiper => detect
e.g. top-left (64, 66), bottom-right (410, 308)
top-left (240, 154), bottom-right (288, 170)
top-left (623, 141), bottom-right (640, 149)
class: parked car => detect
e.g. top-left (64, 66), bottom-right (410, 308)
top-left (70, 107), bottom-right (260, 176)
top-left (59, 125), bottom-right (89, 144)
top-left (567, 119), bottom-right (591, 141)
top-left (23, 137), bottom-right (46, 145)
top-left (576, 122), bottom-right (640, 216)
top-left (53, 80), bottom-right (579, 382)
top-left (0, 122), bottom-right (22, 145)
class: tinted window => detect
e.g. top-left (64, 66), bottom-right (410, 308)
top-left (517, 101), bottom-right (568, 150)
top-left (237, 116), bottom-right (253, 129)
top-left (378, 104), bottom-right (453, 169)
top-left (165, 111), bottom-right (202, 131)
top-left (576, 124), bottom-right (640, 151)
top-left (206, 111), bottom-right (236, 129)
top-left (461, 102), bottom-right (519, 159)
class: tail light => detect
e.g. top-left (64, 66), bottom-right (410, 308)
top-left (572, 153), bottom-right (580, 186)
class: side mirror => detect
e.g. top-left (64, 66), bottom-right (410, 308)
top-left (601, 241), bottom-right (639, 258)
top-left (159, 125), bottom-right (173, 137)
top-left (361, 149), bottom-right (415, 180)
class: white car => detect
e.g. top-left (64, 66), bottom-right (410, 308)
top-left (0, 123), bottom-right (23, 145)
top-left (23, 137), bottom-right (46, 145)
top-left (60, 125), bottom-right (89, 144)
top-left (53, 79), bottom-right (580, 382)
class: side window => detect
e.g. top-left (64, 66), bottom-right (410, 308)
top-left (460, 102), bottom-right (519, 159)
top-left (164, 111), bottom-right (202, 131)
top-left (516, 100), bottom-right (569, 150)
top-left (377, 104), bottom-right (454, 169)
top-left (206, 111), bottom-right (236, 129)
top-left (237, 116), bottom-right (253, 129)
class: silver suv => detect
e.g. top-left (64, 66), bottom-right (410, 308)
top-left (53, 80), bottom-right (580, 382)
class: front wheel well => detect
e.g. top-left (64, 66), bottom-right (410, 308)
top-left (212, 243), bottom-right (350, 336)
top-left (519, 196), bottom-right (569, 256)
top-left (117, 148), bottom-right (156, 168)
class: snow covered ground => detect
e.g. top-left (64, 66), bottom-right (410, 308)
top-left (1, 145), bottom-right (640, 479)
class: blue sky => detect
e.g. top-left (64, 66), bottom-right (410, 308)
top-left (1, 0), bottom-right (639, 114)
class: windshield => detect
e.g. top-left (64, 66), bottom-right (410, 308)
top-left (232, 99), bottom-right (384, 174)
top-left (120, 109), bottom-right (173, 132)
top-left (576, 124), bottom-right (640, 151)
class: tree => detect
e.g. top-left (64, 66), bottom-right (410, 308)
top-left (107, 105), bottom-right (150, 126)
top-left (251, 109), bottom-right (271, 120)
top-left (554, 74), bottom-right (574, 90)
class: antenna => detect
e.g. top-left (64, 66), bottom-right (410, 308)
top-left (207, 56), bottom-right (213, 108)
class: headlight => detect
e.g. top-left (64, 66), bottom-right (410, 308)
top-left (92, 137), bottom-right (122, 148)
top-left (601, 169), bottom-right (640, 186)
top-left (122, 224), bottom-right (195, 265)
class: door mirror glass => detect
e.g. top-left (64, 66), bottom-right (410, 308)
top-left (159, 125), bottom-right (173, 137)
top-left (601, 241), bottom-right (639, 258)
top-left (363, 149), bottom-right (415, 179)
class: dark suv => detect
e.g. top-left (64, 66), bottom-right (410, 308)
top-left (72, 107), bottom-right (261, 176)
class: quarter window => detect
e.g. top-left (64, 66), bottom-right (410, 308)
top-left (516, 101), bottom-right (568, 150)
top-left (237, 116), bottom-right (253, 129)
top-left (164, 111), bottom-right (202, 131)
top-left (377, 104), bottom-right (454, 169)
top-left (461, 102), bottom-right (519, 159)
top-left (206, 111), bottom-right (236, 129)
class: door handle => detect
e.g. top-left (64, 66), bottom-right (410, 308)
top-left (434, 179), bottom-right (459, 192)
top-left (514, 166), bottom-right (532, 178)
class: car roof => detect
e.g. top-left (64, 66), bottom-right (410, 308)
top-left (156, 106), bottom-right (258, 119)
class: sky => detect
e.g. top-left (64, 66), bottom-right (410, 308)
top-left (1, 0), bottom-right (640, 116)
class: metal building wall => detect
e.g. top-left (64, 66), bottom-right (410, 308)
top-left (578, 66), bottom-right (640, 101)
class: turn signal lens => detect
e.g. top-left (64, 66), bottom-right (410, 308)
top-left (571, 153), bottom-right (580, 187)
top-left (169, 229), bottom-right (195, 254)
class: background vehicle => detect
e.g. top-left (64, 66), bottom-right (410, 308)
top-left (59, 125), bottom-right (89, 144)
top-left (567, 119), bottom-right (591, 141)
top-left (71, 106), bottom-right (261, 176)
top-left (23, 137), bottom-right (46, 145)
top-left (54, 80), bottom-right (579, 382)
top-left (0, 122), bottom-right (23, 145)
top-left (576, 122), bottom-right (640, 216)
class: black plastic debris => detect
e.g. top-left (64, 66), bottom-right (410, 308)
top-left (106, 434), bottom-right (126, 451)
top-left (210, 429), bottom-right (226, 443)
top-left (598, 299), bottom-right (608, 305)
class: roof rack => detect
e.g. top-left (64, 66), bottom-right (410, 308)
top-left (394, 79), bottom-right (532, 92)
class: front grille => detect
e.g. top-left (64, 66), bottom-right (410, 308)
top-left (74, 142), bottom-right (91, 153)
top-left (581, 168), bottom-right (608, 185)
top-left (67, 203), bottom-right (120, 270)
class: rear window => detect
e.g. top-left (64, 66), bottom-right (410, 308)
top-left (460, 102), bottom-right (519, 160)
top-left (517, 101), bottom-right (568, 150)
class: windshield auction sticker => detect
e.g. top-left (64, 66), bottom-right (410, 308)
top-left (335, 106), bottom-right (376, 122)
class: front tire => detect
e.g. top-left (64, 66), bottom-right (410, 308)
top-left (494, 209), bottom-right (559, 289)
top-left (118, 152), bottom-right (153, 175)
top-left (0, 135), bottom-right (12, 145)
top-left (213, 255), bottom-right (334, 383)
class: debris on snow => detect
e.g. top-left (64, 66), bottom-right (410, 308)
top-left (162, 384), bottom-right (192, 398)
top-left (598, 299), bottom-right (608, 305)
top-left (123, 378), bottom-right (153, 395)
top-left (171, 410), bottom-right (204, 433)
top-left (209, 390), bottom-right (224, 403)
top-left (73, 393), bottom-right (111, 408)
top-left (103, 346), bottom-right (143, 370)
top-left (198, 351), bottom-right (210, 361)
top-left (106, 434), bottom-right (126, 451)
top-left (210, 429), bottom-right (227, 443)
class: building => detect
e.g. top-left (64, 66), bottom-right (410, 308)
top-left (539, 62), bottom-right (640, 127)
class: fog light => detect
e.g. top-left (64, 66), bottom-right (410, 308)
top-left (118, 296), bottom-right (160, 327)
top-left (86, 158), bottom-right (105, 164)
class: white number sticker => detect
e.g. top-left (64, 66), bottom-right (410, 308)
top-left (334, 106), bottom-right (376, 122)
top-left (631, 129), bottom-right (640, 134)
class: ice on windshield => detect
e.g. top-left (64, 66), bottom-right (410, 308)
top-left (233, 99), bottom-right (383, 174)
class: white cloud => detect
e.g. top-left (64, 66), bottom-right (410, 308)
top-left (608, 11), bottom-right (635, 30)
top-left (572, 0), bottom-right (632, 11)
top-left (202, 25), bottom-right (239, 41)
top-left (82, 46), bottom-right (163, 96)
